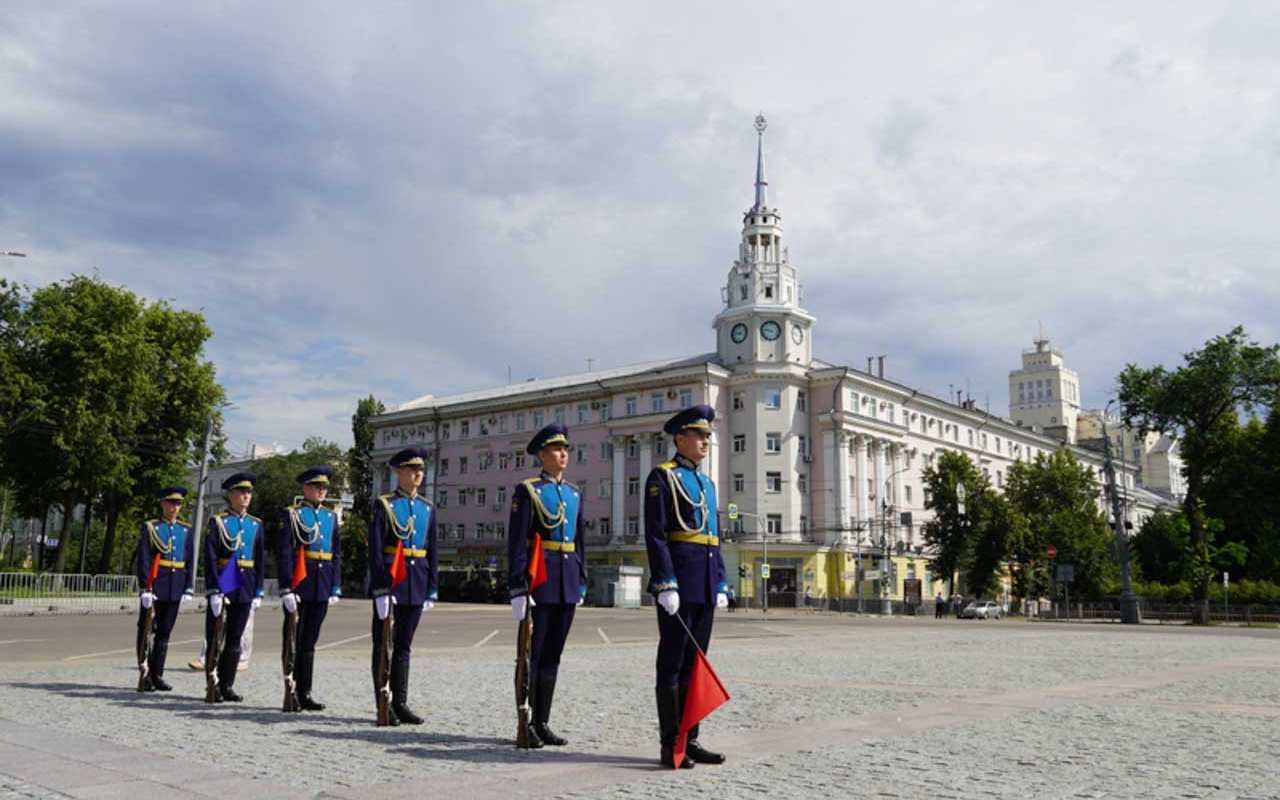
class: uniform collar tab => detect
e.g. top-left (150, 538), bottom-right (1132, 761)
top-left (674, 453), bottom-right (699, 471)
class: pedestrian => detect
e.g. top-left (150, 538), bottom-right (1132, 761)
top-left (203, 472), bottom-right (265, 703)
top-left (135, 486), bottom-right (195, 692)
top-left (645, 405), bottom-right (728, 769)
top-left (277, 465), bottom-right (343, 711)
top-left (934, 592), bottom-right (944, 619)
top-left (508, 423), bottom-right (587, 748)
top-left (368, 447), bottom-right (438, 726)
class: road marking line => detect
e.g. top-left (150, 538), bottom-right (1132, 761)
top-left (63, 638), bottom-right (201, 661)
top-left (473, 629), bottom-right (500, 648)
top-left (316, 633), bottom-right (370, 651)
top-left (0, 639), bottom-right (49, 645)
top-left (597, 627), bottom-right (611, 644)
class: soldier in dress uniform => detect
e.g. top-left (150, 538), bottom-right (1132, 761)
top-left (508, 423), bottom-right (587, 748)
top-left (368, 446), bottom-right (438, 725)
top-left (204, 471), bottom-right (265, 703)
top-left (645, 405), bottom-right (729, 769)
top-left (135, 486), bottom-right (195, 691)
top-left (277, 465), bottom-right (343, 711)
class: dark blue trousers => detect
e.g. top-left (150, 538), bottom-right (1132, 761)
top-left (206, 601), bottom-right (252, 689)
top-left (284, 601), bottom-right (329, 655)
top-left (528, 602), bottom-right (575, 679)
top-left (136, 601), bottom-right (180, 677)
top-left (370, 603), bottom-right (423, 673)
top-left (655, 602), bottom-right (714, 689)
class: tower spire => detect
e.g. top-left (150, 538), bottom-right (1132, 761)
top-left (753, 113), bottom-right (768, 210)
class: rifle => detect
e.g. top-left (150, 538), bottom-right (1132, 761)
top-left (514, 599), bottom-right (534, 747)
top-left (205, 601), bottom-right (225, 703)
top-left (375, 612), bottom-right (393, 725)
top-left (136, 604), bottom-right (155, 691)
top-left (281, 607), bottom-right (301, 712)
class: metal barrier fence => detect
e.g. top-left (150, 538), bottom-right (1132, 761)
top-left (0, 573), bottom-right (287, 616)
top-left (1056, 600), bottom-right (1280, 625)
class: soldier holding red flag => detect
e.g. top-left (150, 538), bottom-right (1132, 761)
top-left (276, 465), bottom-right (342, 711)
top-left (134, 486), bottom-right (195, 692)
top-left (367, 446), bottom-right (438, 725)
top-left (507, 423), bottom-right (587, 748)
top-left (645, 405), bottom-right (731, 769)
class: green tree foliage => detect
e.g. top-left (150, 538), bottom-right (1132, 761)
top-left (922, 450), bottom-right (985, 594)
top-left (344, 395), bottom-right (384, 594)
top-left (1200, 411), bottom-right (1280, 582)
top-left (1119, 326), bottom-right (1280, 623)
top-left (1004, 449), bottom-right (1114, 599)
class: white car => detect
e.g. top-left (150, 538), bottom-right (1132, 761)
top-left (961, 600), bottom-right (1003, 620)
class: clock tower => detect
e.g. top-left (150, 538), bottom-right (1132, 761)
top-left (714, 114), bottom-right (816, 368)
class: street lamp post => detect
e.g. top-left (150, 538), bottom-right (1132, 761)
top-left (1102, 401), bottom-right (1141, 624)
top-left (955, 482), bottom-right (967, 602)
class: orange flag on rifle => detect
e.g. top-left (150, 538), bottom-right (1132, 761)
top-left (672, 649), bottom-right (731, 768)
top-left (291, 545), bottom-right (308, 590)
top-left (527, 535), bottom-right (548, 590)
top-left (388, 540), bottom-right (408, 587)
top-left (145, 553), bottom-right (162, 589)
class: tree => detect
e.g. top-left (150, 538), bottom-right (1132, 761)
top-left (922, 450), bottom-right (985, 595)
top-left (1119, 327), bottom-right (1280, 623)
top-left (345, 395), bottom-right (384, 594)
top-left (966, 494), bottom-right (1024, 600)
top-left (1200, 411), bottom-right (1280, 582)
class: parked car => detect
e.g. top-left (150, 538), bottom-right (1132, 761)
top-left (961, 600), bottom-right (1003, 620)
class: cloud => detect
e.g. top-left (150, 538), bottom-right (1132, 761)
top-left (2, 2), bottom-right (1278, 451)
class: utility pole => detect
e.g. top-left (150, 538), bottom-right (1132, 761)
top-left (189, 416), bottom-right (214, 584)
top-left (78, 484), bottom-right (95, 574)
top-left (1102, 402), bottom-right (1141, 624)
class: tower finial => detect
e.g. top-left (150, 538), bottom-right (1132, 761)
top-left (753, 113), bottom-right (768, 210)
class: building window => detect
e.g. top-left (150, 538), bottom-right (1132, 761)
top-left (497, 487), bottom-right (507, 507)
top-left (458, 489), bottom-right (468, 507)
top-left (797, 474), bottom-right (808, 493)
top-left (437, 490), bottom-right (448, 508)
top-left (800, 514), bottom-right (808, 535)
top-left (599, 518), bottom-right (611, 537)
top-left (515, 412), bottom-right (526, 432)
top-left (498, 415), bottom-right (508, 433)
top-left (733, 473), bottom-right (745, 493)
top-left (456, 523), bottom-right (465, 541)
top-left (766, 472), bottom-right (782, 493)
top-left (732, 392), bottom-right (745, 411)
top-left (600, 481), bottom-right (611, 499)
top-left (601, 441), bottom-right (612, 461)
top-left (798, 435), bottom-right (808, 458)
top-left (441, 422), bottom-right (452, 440)
top-left (498, 452), bottom-right (510, 471)
top-left (767, 514), bottom-right (782, 535)
top-left (599, 404), bottom-right (611, 422)
top-left (478, 452), bottom-right (492, 472)
top-left (764, 387), bottom-right (782, 409)
top-left (554, 407), bottom-right (566, 424)
top-left (765, 432), bottom-right (781, 453)
top-left (460, 420), bottom-right (470, 438)
top-left (439, 458), bottom-right (449, 476)
top-left (732, 435), bottom-right (746, 454)
top-left (626, 438), bottom-right (639, 459)
top-left (905, 485), bottom-right (913, 503)
top-left (479, 419), bottom-right (490, 436)
top-left (577, 404), bottom-right (589, 424)
top-left (575, 447), bottom-right (586, 465)
top-left (797, 391), bottom-right (807, 412)
top-left (459, 457), bottom-right (469, 474)
top-left (651, 393), bottom-right (664, 413)
top-left (515, 452), bottom-right (526, 470)
top-left (679, 389), bottom-right (693, 409)
top-left (626, 517), bottom-right (639, 537)
top-left (739, 285), bottom-right (748, 301)
top-left (764, 284), bottom-right (774, 299)
top-left (495, 521), bottom-right (505, 539)
top-left (627, 477), bottom-right (639, 496)
top-left (996, 471), bottom-right (1004, 488)
top-left (625, 396), bottom-right (637, 416)
top-left (533, 410), bottom-right (544, 427)
top-left (476, 487), bottom-right (487, 507)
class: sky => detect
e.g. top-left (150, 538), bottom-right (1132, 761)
top-left (3, 2), bottom-right (1277, 455)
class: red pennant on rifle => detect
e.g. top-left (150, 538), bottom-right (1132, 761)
top-left (672, 649), bottom-right (731, 768)
top-left (388, 539), bottom-right (408, 587)
top-left (146, 553), bottom-right (162, 589)
top-left (291, 545), bottom-right (308, 590)
top-left (527, 534), bottom-right (548, 590)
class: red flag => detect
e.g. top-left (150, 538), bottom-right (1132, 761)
top-left (672, 649), bottom-right (731, 767)
top-left (145, 553), bottom-right (162, 589)
top-left (388, 540), bottom-right (407, 587)
top-left (527, 535), bottom-right (548, 590)
top-left (291, 545), bottom-right (308, 590)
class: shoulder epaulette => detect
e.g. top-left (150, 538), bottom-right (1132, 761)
top-left (249, 514), bottom-right (264, 524)
top-left (177, 518), bottom-right (191, 527)
top-left (658, 460), bottom-right (677, 470)
top-left (147, 518), bottom-right (161, 527)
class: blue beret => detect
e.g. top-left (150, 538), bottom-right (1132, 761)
top-left (296, 465), bottom-right (334, 485)
top-left (220, 471), bottom-right (257, 492)
top-left (663, 404), bottom-right (716, 435)
top-left (526, 423), bottom-right (570, 455)
top-left (158, 486), bottom-right (188, 501)
top-left (390, 447), bottom-right (429, 468)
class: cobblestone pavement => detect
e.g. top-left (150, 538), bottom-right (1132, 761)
top-left (1, 610), bottom-right (1278, 799)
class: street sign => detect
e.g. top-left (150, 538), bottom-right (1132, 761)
top-left (1055, 563), bottom-right (1074, 582)
top-left (760, 563), bottom-right (771, 580)
top-left (862, 569), bottom-right (881, 580)
top-left (1046, 545), bottom-right (1057, 559)
top-left (1223, 571), bottom-right (1229, 588)
top-left (727, 503), bottom-right (739, 521)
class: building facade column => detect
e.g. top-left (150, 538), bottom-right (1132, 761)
top-left (611, 434), bottom-right (627, 540)
top-left (638, 434), bottom-right (653, 489)
top-left (853, 434), bottom-right (869, 545)
top-left (835, 431), bottom-right (851, 545)
top-left (890, 443), bottom-right (903, 545)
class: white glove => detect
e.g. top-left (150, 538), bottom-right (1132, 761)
top-left (577, 597), bottom-right (584, 607)
top-left (424, 600), bottom-right (435, 611)
top-left (716, 592), bottom-right (729, 610)
top-left (658, 590), bottom-right (680, 616)
top-left (209, 593), bottom-right (224, 616)
top-left (251, 597), bottom-right (262, 610)
top-left (180, 592), bottom-right (192, 605)
top-left (328, 595), bottom-right (340, 606)
top-left (281, 593), bottom-right (298, 614)
top-left (139, 591), bottom-right (155, 609)
top-left (511, 594), bottom-right (530, 621)
top-left (374, 595), bottom-right (390, 620)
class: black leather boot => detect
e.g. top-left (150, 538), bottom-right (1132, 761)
top-left (296, 653), bottom-right (325, 711)
top-left (532, 675), bottom-right (567, 746)
top-left (656, 687), bottom-right (694, 769)
top-left (149, 641), bottom-right (172, 690)
top-left (390, 660), bottom-right (423, 725)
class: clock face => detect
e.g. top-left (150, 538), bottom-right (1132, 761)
top-left (760, 320), bottom-right (781, 341)
top-left (791, 324), bottom-right (804, 344)
top-left (730, 323), bottom-right (748, 344)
